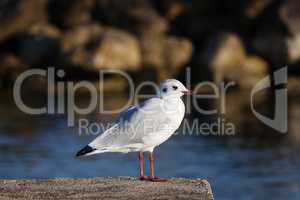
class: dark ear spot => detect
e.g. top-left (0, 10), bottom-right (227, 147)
top-left (172, 86), bottom-right (178, 90)
top-left (162, 88), bottom-right (167, 93)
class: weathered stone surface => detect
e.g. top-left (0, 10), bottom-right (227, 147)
top-left (0, 177), bottom-right (214, 200)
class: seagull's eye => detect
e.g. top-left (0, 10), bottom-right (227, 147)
top-left (162, 88), bottom-right (167, 93)
top-left (172, 86), bottom-right (178, 90)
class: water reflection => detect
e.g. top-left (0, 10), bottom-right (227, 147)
top-left (0, 90), bottom-right (299, 200)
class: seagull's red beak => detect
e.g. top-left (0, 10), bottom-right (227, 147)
top-left (182, 90), bottom-right (192, 96)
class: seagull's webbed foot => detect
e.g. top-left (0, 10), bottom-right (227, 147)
top-left (148, 176), bottom-right (167, 182)
top-left (140, 176), bottom-right (167, 182)
top-left (139, 175), bottom-right (148, 181)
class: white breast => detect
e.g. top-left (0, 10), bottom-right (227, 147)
top-left (141, 97), bottom-right (185, 150)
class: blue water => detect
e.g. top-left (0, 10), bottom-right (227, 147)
top-left (0, 94), bottom-right (299, 200)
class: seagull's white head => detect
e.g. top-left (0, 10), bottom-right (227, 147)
top-left (159, 79), bottom-right (191, 98)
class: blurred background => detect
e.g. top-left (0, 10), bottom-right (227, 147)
top-left (0, 0), bottom-right (300, 200)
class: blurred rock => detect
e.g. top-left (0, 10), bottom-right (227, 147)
top-left (92, 28), bottom-right (141, 70)
top-left (171, 0), bottom-right (245, 44)
top-left (95, 0), bottom-right (169, 36)
top-left (140, 36), bottom-right (164, 69)
top-left (288, 77), bottom-right (300, 96)
top-left (0, 0), bottom-right (292, 90)
top-left (16, 23), bottom-right (62, 66)
top-left (252, 31), bottom-right (288, 67)
top-left (28, 22), bottom-right (61, 39)
top-left (286, 35), bottom-right (300, 62)
top-left (62, 23), bottom-right (103, 53)
top-left (62, 23), bottom-right (102, 68)
top-left (174, 14), bottom-right (236, 45)
top-left (239, 56), bottom-right (268, 88)
top-left (48, 0), bottom-right (93, 27)
top-left (128, 1), bottom-right (169, 36)
top-left (203, 33), bottom-right (247, 83)
top-left (62, 24), bottom-right (141, 71)
top-left (64, 0), bottom-right (96, 27)
top-left (278, 0), bottom-right (300, 63)
top-left (153, 0), bottom-right (188, 20)
top-left (140, 35), bottom-right (193, 79)
top-left (279, 0), bottom-right (300, 35)
top-left (202, 33), bottom-right (269, 88)
top-left (0, 54), bottom-right (28, 87)
top-left (244, 0), bottom-right (273, 18)
top-left (0, 0), bottom-right (47, 42)
top-left (164, 37), bottom-right (193, 72)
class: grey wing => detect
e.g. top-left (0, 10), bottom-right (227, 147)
top-left (89, 98), bottom-right (171, 148)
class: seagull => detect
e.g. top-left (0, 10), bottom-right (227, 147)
top-left (76, 79), bottom-right (191, 182)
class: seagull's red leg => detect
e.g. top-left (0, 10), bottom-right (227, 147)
top-left (149, 152), bottom-right (155, 178)
top-left (139, 151), bottom-right (147, 180)
top-left (148, 152), bottom-right (167, 182)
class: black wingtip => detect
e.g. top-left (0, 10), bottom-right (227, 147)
top-left (76, 145), bottom-right (96, 157)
